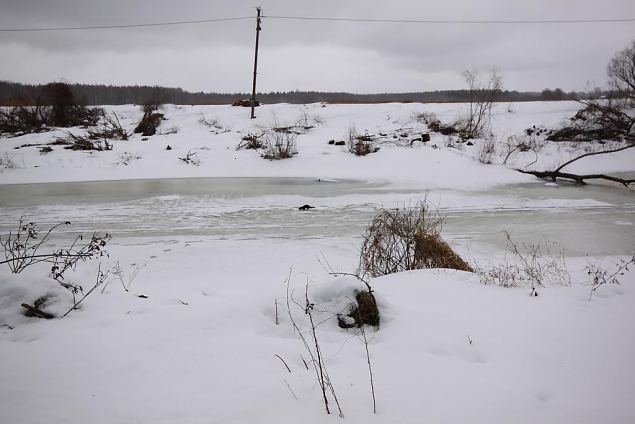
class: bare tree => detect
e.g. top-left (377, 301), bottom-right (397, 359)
top-left (607, 40), bottom-right (635, 107)
top-left (520, 40), bottom-right (635, 186)
top-left (459, 69), bottom-right (503, 140)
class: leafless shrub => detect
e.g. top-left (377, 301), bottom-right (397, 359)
top-left (116, 152), bottom-right (142, 166)
top-left (236, 132), bottom-right (264, 150)
top-left (199, 115), bottom-right (223, 130)
top-left (294, 108), bottom-right (325, 129)
top-left (0, 104), bottom-right (49, 135)
top-left (262, 131), bottom-right (298, 160)
top-left (501, 134), bottom-right (543, 166)
top-left (54, 131), bottom-right (112, 151)
top-left (1, 219), bottom-right (111, 317)
top-left (457, 69), bottom-right (503, 140)
top-left (478, 136), bottom-right (496, 164)
top-left (477, 232), bottom-right (570, 295)
top-left (0, 83), bottom-right (103, 135)
top-left (285, 272), bottom-right (344, 417)
top-left (62, 263), bottom-right (109, 317)
top-left (101, 260), bottom-right (146, 293)
top-left (1, 152), bottom-right (19, 169)
top-left (178, 150), bottom-right (200, 166)
top-left (91, 112), bottom-right (128, 140)
top-left (359, 201), bottom-right (471, 278)
top-left (41, 82), bottom-right (103, 128)
top-left (501, 135), bottom-right (525, 165)
top-left (347, 125), bottom-right (378, 156)
top-left (414, 112), bottom-right (459, 135)
top-left (441, 135), bottom-right (456, 149)
top-left (586, 255), bottom-right (635, 300)
top-left (294, 108), bottom-right (315, 130)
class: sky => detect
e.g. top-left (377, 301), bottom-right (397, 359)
top-left (0, 0), bottom-right (634, 93)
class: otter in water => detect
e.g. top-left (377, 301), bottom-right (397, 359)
top-left (298, 204), bottom-right (315, 211)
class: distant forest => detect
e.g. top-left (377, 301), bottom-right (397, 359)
top-left (0, 80), bottom-right (594, 106)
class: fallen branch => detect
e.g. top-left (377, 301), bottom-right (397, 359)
top-left (516, 142), bottom-right (635, 186)
top-left (555, 143), bottom-right (635, 173)
top-left (517, 169), bottom-right (635, 186)
top-left (21, 303), bottom-right (54, 319)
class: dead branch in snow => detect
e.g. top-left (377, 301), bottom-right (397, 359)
top-left (516, 143), bottom-right (635, 186)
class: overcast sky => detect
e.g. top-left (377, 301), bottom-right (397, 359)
top-left (1, 0), bottom-right (634, 93)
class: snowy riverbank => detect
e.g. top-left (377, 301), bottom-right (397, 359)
top-left (1, 101), bottom-right (634, 424)
top-left (2, 101), bottom-right (634, 189)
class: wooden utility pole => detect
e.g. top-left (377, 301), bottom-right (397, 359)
top-left (250, 7), bottom-right (262, 119)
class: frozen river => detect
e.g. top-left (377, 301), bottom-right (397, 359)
top-left (0, 177), bottom-right (633, 256)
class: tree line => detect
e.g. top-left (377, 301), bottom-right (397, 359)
top-left (0, 80), bottom-right (598, 106)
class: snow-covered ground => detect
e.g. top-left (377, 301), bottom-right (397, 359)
top-left (1, 101), bottom-right (634, 423)
top-left (1, 101), bottom-right (633, 188)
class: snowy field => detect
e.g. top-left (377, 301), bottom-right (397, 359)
top-left (1, 101), bottom-right (634, 423)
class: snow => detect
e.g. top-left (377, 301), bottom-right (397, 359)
top-left (1, 101), bottom-right (634, 423)
top-left (3, 101), bottom-right (633, 189)
top-left (1, 240), bottom-right (633, 423)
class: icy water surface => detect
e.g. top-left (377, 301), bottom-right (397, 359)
top-left (0, 177), bottom-right (633, 256)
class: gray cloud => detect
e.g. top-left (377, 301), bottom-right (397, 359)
top-left (0, 0), bottom-right (633, 92)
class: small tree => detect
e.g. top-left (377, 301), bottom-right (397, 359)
top-left (41, 82), bottom-right (77, 127)
top-left (459, 69), bottom-right (503, 140)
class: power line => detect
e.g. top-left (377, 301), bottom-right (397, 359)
top-left (1, 14), bottom-right (633, 32)
top-left (262, 15), bottom-right (635, 25)
top-left (0, 16), bottom-right (254, 32)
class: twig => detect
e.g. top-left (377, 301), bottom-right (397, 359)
top-left (274, 354), bottom-right (292, 373)
top-left (275, 298), bottom-right (279, 325)
top-left (360, 325), bottom-right (377, 414)
top-left (283, 379), bottom-right (298, 400)
top-left (63, 263), bottom-right (109, 317)
top-left (21, 303), bottom-right (54, 319)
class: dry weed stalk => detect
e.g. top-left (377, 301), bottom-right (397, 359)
top-left (284, 271), bottom-right (344, 418)
top-left (359, 201), bottom-right (470, 277)
top-left (586, 255), bottom-right (635, 300)
top-left (478, 232), bottom-right (570, 294)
